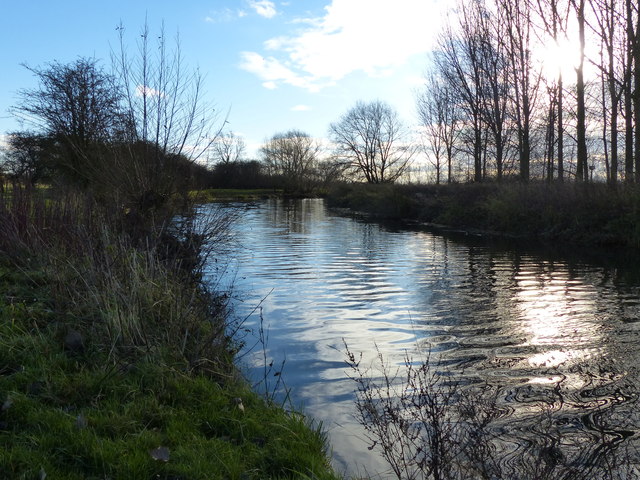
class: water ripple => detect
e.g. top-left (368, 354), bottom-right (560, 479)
top-left (205, 198), bottom-right (640, 478)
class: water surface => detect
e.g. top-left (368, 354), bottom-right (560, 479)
top-left (204, 198), bottom-right (640, 477)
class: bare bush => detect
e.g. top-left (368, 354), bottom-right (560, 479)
top-left (111, 22), bottom-right (222, 194)
top-left (345, 343), bottom-right (640, 480)
top-left (346, 344), bottom-right (501, 480)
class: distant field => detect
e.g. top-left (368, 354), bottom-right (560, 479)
top-left (191, 188), bottom-right (283, 202)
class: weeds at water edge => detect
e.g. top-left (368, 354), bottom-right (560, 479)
top-left (344, 342), bottom-right (640, 480)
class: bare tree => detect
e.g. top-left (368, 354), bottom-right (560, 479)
top-left (261, 129), bottom-right (320, 191)
top-left (330, 100), bottom-right (415, 184)
top-left (207, 130), bottom-right (247, 188)
top-left (111, 21), bottom-right (223, 207)
top-left (478, 6), bottom-right (512, 181)
top-left (587, 0), bottom-right (627, 185)
top-left (531, 0), bottom-right (571, 182)
top-left (498, 0), bottom-right (542, 182)
top-left (569, 0), bottom-right (590, 181)
top-left (210, 130), bottom-right (246, 166)
top-left (629, 0), bottom-right (640, 182)
top-left (426, 0), bottom-right (640, 185)
top-left (435, 2), bottom-right (491, 182)
top-left (12, 58), bottom-right (122, 143)
top-left (418, 71), bottom-right (460, 184)
top-left (622, 0), bottom-right (635, 182)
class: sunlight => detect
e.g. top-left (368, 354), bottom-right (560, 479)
top-left (528, 349), bottom-right (572, 368)
top-left (539, 38), bottom-right (581, 82)
top-left (528, 375), bottom-right (565, 385)
top-left (513, 268), bottom-right (602, 371)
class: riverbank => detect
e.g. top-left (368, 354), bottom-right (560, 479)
top-left (326, 181), bottom-right (640, 249)
top-left (0, 185), bottom-right (338, 479)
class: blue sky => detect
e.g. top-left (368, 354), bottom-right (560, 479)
top-left (0, 0), bottom-right (444, 157)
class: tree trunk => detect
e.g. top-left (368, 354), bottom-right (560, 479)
top-left (521, 93), bottom-right (531, 182)
top-left (546, 92), bottom-right (557, 182)
top-left (625, 0), bottom-right (635, 182)
top-left (474, 116), bottom-right (483, 182)
top-left (635, 8), bottom-right (640, 183)
top-left (558, 74), bottom-right (565, 182)
top-left (575, 0), bottom-right (588, 182)
top-left (604, 0), bottom-right (619, 186)
top-left (609, 74), bottom-right (619, 186)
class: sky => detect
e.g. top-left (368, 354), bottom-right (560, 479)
top-left (0, 0), bottom-right (445, 157)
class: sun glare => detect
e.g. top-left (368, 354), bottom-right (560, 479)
top-left (539, 38), bottom-right (581, 81)
top-left (512, 267), bottom-right (603, 389)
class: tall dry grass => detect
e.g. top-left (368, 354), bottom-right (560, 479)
top-left (0, 180), bottom-right (237, 377)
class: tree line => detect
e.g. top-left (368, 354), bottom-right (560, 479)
top-left (244, 0), bottom-right (640, 188)
top-left (419, 0), bottom-right (640, 186)
top-left (4, 0), bottom-right (639, 192)
top-left (252, 101), bottom-right (417, 191)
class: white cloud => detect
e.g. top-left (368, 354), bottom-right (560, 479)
top-left (239, 0), bottom-right (443, 91)
top-left (239, 51), bottom-right (328, 92)
top-left (264, 36), bottom-right (287, 50)
top-left (291, 104), bottom-right (311, 112)
top-left (135, 85), bottom-right (165, 98)
top-left (205, 8), bottom-right (247, 23)
top-left (248, 0), bottom-right (277, 19)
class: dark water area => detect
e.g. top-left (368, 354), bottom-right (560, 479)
top-left (203, 198), bottom-right (640, 478)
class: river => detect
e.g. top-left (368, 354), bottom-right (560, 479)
top-left (203, 197), bottom-right (640, 478)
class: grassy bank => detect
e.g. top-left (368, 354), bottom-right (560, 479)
top-left (192, 189), bottom-right (284, 202)
top-left (327, 181), bottom-right (640, 248)
top-left (0, 183), bottom-right (338, 479)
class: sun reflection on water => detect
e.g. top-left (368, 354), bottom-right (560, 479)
top-left (513, 264), bottom-right (603, 384)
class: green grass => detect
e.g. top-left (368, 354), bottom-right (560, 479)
top-left (191, 189), bottom-right (283, 202)
top-left (0, 263), bottom-right (339, 479)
